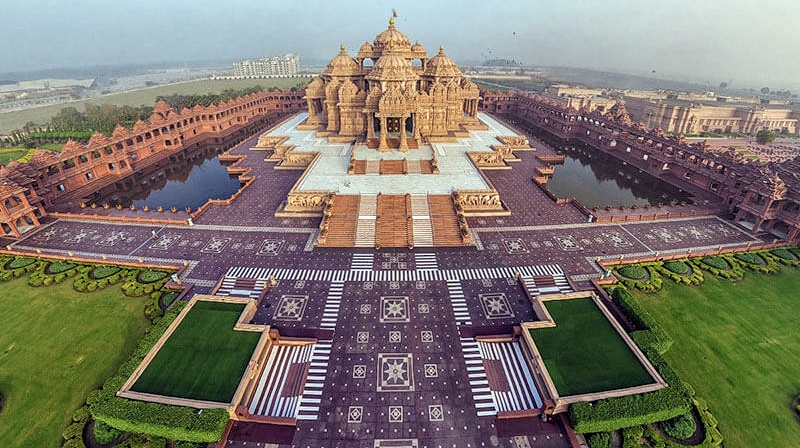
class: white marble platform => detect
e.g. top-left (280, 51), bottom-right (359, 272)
top-left (265, 113), bottom-right (518, 195)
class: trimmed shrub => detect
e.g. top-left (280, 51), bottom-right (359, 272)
top-left (663, 260), bottom-right (689, 275)
top-left (138, 269), bottom-right (169, 283)
top-left (72, 406), bottom-right (90, 423)
top-left (622, 426), bottom-right (644, 448)
top-left (771, 248), bottom-right (795, 261)
top-left (6, 257), bottom-right (36, 270)
top-left (162, 291), bottom-right (181, 308)
top-left (734, 252), bottom-right (764, 265)
top-left (587, 432), bottom-right (612, 448)
top-left (47, 261), bottom-right (76, 274)
top-left (662, 412), bottom-right (697, 440)
top-left (610, 286), bottom-right (672, 354)
top-left (93, 419), bottom-right (124, 445)
top-left (617, 265), bottom-right (647, 280)
top-left (91, 265), bottom-right (121, 279)
top-left (700, 256), bottom-right (729, 270)
top-left (62, 421), bottom-right (84, 440)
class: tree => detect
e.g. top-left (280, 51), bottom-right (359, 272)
top-left (719, 81), bottom-right (728, 89)
top-left (756, 129), bottom-right (777, 144)
top-left (760, 87), bottom-right (770, 95)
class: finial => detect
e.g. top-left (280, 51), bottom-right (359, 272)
top-left (439, 45), bottom-right (444, 52)
top-left (389, 41), bottom-right (394, 49)
top-left (389, 17), bottom-right (395, 27)
top-left (340, 44), bottom-right (345, 52)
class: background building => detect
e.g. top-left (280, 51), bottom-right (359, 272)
top-left (233, 54), bottom-right (300, 78)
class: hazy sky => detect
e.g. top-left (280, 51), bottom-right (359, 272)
top-left (4, 0), bottom-right (799, 89)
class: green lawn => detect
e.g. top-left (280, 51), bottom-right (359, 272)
top-left (632, 270), bottom-right (800, 448)
top-left (0, 277), bottom-right (148, 448)
top-left (530, 298), bottom-right (655, 396)
top-left (131, 300), bottom-right (260, 403)
top-left (0, 77), bottom-right (311, 134)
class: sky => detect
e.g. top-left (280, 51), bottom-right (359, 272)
top-left (3, 0), bottom-right (799, 90)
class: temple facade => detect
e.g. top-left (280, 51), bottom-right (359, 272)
top-left (303, 18), bottom-right (481, 151)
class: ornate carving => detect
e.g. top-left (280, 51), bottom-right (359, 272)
top-left (285, 191), bottom-right (329, 212)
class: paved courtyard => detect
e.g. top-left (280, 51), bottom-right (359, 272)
top-left (3, 112), bottom-right (768, 448)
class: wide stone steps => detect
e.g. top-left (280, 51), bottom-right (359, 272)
top-left (410, 194), bottom-right (433, 247)
top-left (355, 194), bottom-right (377, 247)
top-left (318, 194), bottom-right (467, 248)
top-left (428, 195), bottom-right (465, 246)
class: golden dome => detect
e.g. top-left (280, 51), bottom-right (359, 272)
top-left (373, 18), bottom-right (412, 52)
top-left (366, 43), bottom-right (415, 81)
top-left (323, 45), bottom-right (360, 76)
top-left (411, 41), bottom-right (427, 57)
top-left (423, 45), bottom-right (462, 78)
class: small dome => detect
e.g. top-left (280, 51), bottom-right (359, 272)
top-left (411, 41), bottom-right (427, 56)
top-left (358, 41), bottom-right (374, 54)
top-left (373, 18), bottom-right (412, 53)
top-left (423, 46), bottom-right (462, 78)
top-left (323, 45), bottom-right (360, 76)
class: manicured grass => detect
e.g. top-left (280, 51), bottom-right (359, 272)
top-left (0, 77), bottom-right (311, 134)
top-left (631, 271), bottom-right (800, 448)
top-left (530, 298), bottom-right (654, 396)
top-left (131, 301), bottom-right (260, 403)
top-left (0, 277), bottom-right (149, 448)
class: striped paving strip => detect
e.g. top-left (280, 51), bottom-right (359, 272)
top-left (221, 264), bottom-right (566, 284)
top-left (447, 279), bottom-right (472, 326)
top-left (248, 343), bottom-right (314, 417)
top-left (461, 338), bottom-right (497, 417)
top-left (297, 341), bottom-right (332, 420)
top-left (478, 341), bottom-right (542, 412)
top-left (215, 277), bottom-right (264, 299)
top-left (350, 253), bottom-right (374, 271)
top-left (320, 281), bottom-right (344, 329)
top-left (414, 253), bottom-right (438, 270)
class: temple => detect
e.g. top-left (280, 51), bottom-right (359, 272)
top-left (303, 18), bottom-right (481, 150)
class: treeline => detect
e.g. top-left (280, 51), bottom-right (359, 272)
top-left (50, 103), bottom-right (154, 135)
top-left (155, 85), bottom-right (269, 111)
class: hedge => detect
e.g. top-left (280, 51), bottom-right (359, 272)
top-left (770, 248), bottom-right (795, 261)
top-left (46, 261), bottom-right (76, 274)
top-left (587, 432), bottom-right (612, 448)
top-left (569, 347), bottom-right (691, 433)
top-left (662, 412), bottom-right (697, 440)
top-left (700, 256), bottom-right (729, 270)
top-left (662, 260), bottom-right (690, 275)
top-left (734, 252), bottom-right (763, 265)
top-left (617, 265), bottom-right (647, 280)
top-left (610, 286), bottom-right (672, 354)
top-left (6, 257), bottom-right (36, 269)
top-left (89, 302), bottom-right (229, 443)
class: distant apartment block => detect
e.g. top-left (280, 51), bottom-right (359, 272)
top-left (232, 54), bottom-right (300, 78)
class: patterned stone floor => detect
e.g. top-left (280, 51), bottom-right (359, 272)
top-left (4, 112), bottom-right (772, 448)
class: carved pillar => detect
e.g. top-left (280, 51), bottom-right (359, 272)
top-left (378, 116), bottom-right (388, 152)
top-left (366, 112), bottom-right (374, 139)
top-left (412, 113), bottom-right (420, 141)
top-left (30, 213), bottom-right (40, 227)
top-left (399, 116), bottom-right (409, 152)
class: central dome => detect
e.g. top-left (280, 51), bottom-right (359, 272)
top-left (367, 43), bottom-right (415, 81)
top-left (373, 18), bottom-right (412, 52)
